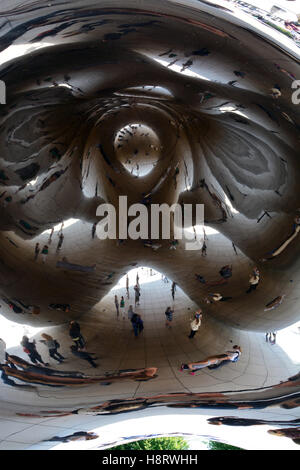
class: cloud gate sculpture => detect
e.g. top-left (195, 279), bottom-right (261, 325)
top-left (0, 0), bottom-right (299, 451)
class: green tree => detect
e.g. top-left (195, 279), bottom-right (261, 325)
top-left (208, 440), bottom-right (244, 450)
top-left (107, 436), bottom-right (189, 450)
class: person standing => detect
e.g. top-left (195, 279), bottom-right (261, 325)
top-left (69, 321), bottom-right (85, 349)
top-left (41, 245), bottom-right (49, 263)
top-left (92, 222), bottom-right (97, 239)
top-left (171, 282), bottom-right (177, 301)
top-left (34, 243), bottom-right (40, 261)
top-left (120, 296), bottom-right (125, 320)
top-left (136, 272), bottom-right (140, 288)
top-left (201, 242), bottom-right (207, 257)
top-left (126, 274), bottom-right (130, 298)
top-left (57, 233), bottom-right (64, 252)
top-left (114, 295), bottom-right (119, 318)
top-left (39, 333), bottom-right (65, 363)
top-left (21, 336), bottom-right (49, 366)
top-left (188, 311), bottom-right (202, 339)
top-left (134, 285), bottom-right (140, 307)
top-left (165, 307), bottom-right (174, 328)
top-left (127, 305), bottom-right (135, 321)
top-left (48, 228), bottom-right (54, 245)
top-left (246, 267), bottom-right (260, 293)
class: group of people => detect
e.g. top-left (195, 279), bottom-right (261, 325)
top-left (12, 320), bottom-right (98, 371)
top-left (33, 225), bottom-right (65, 263)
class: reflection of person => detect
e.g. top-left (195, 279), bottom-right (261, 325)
top-left (180, 346), bottom-right (242, 374)
top-left (114, 295), bottom-right (119, 318)
top-left (165, 307), bottom-right (174, 328)
top-left (41, 245), bottom-right (49, 263)
top-left (40, 334), bottom-right (65, 364)
top-left (21, 336), bottom-right (48, 366)
top-left (44, 431), bottom-right (99, 443)
top-left (264, 295), bottom-right (285, 311)
top-left (188, 311), bottom-right (202, 339)
top-left (246, 267), bottom-right (260, 293)
top-left (34, 243), bottom-right (40, 261)
top-left (205, 293), bottom-right (232, 303)
top-left (120, 296), bottom-right (125, 319)
top-left (171, 282), bottom-right (176, 300)
top-left (69, 321), bottom-right (85, 349)
top-left (219, 265), bottom-right (232, 279)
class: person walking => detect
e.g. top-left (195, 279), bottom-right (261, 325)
top-left (92, 222), bottom-right (97, 239)
top-left (131, 313), bottom-right (143, 337)
top-left (246, 267), bottom-right (260, 293)
top-left (165, 307), bottom-right (174, 328)
top-left (48, 227), bottom-right (54, 245)
top-left (127, 305), bottom-right (135, 321)
top-left (114, 295), bottom-right (119, 318)
top-left (171, 282), bottom-right (177, 301)
top-left (188, 311), bottom-right (202, 339)
top-left (126, 274), bottom-right (130, 298)
top-left (70, 345), bottom-right (97, 368)
top-left (41, 245), bottom-right (49, 263)
top-left (134, 285), bottom-right (140, 307)
top-left (39, 333), bottom-right (65, 363)
top-left (120, 296), bottom-right (125, 319)
top-left (201, 241), bottom-right (207, 257)
top-left (21, 336), bottom-right (49, 366)
top-left (69, 321), bottom-right (85, 349)
top-left (56, 232), bottom-right (64, 252)
top-left (34, 243), bottom-right (40, 261)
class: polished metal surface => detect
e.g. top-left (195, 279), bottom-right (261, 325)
top-left (0, 0), bottom-right (299, 450)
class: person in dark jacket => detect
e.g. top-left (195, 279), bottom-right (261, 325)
top-left (20, 336), bottom-right (48, 366)
top-left (69, 321), bottom-right (85, 348)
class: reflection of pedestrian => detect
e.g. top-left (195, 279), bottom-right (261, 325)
top-left (131, 313), bottom-right (143, 337)
top-left (40, 334), bottom-right (65, 363)
top-left (114, 295), bottom-right (119, 318)
top-left (232, 242), bottom-right (238, 255)
top-left (180, 346), bottom-right (242, 374)
top-left (266, 332), bottom-right (277, 345)
top-left (134, 285), bottom-right (140, 307)
top-left (120, 296), bottom-right (125, 319)
top-left (69, 321), bottom-right (85, 349)
top-left (205, 293), bottom-right (232, 303)
top-left (21, 336), bottom-right (48, 366)
top-left (57, 233), bottom-right (64, 252)
top-left (126, 274), bottom-right (129, 298)
top-left (127, 305), bottom-right (135, 321)
top-left (188, 311), bottom-right (202, 339)
top-left (171, 282), bottom-right (177, 300)
top-left (219, 265), bottom-right (232, 279)
top-left (165, 307), bottom-right (173, 328)
top-left (201, 242), bottom-right (207, 257)
top-left (48, 228), bottom-right (54, 245)
top-left (34, 243), bottom-right (40, 261)
top-left (92, 222), bottom-right (97, 239)
top-left (246, 267), bottom-right (260, 293)
top-left (41, 245), bottom-right (49, 263)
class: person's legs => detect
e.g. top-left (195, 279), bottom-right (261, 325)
top-left (86, 356), bottom-right (97, 368)
top-left (208, 360), bottom-right (231, 370)
top-left (49, 349), bottom-right (63, 363)
top-left (188, 330), bottom-right (196, 339)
